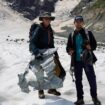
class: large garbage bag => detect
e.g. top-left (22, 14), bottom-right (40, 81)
top-left (18, 48), bottom-right (63, 92)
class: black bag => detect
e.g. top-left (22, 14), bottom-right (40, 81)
top-left (92, 52), bottom-right (97, 64)
top-left (54, 58), bottom-right (66, 80)
top-left (81, 50), bottom-right (97, 64)
top-left (81, 50), bottom-right (93, 64)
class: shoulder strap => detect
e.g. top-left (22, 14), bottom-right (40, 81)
top-left (71, 29), bottom-right (90, 44)
top-left (30, 25), bottom-right (40, 41)
top-left (71, 31), bottom-right (74, 45)
top-left (85, 29), bottom-right (90, 42)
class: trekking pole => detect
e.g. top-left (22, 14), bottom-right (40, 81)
top-left (72, 75), bottom-right (75, 82)
top-left (70, 53), bottom-right (75, 82)
top-left (70, 66), bottom-right (75, 82)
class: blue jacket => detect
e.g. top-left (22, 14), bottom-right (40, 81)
top-left (66, 28), bottom-right (97, 63)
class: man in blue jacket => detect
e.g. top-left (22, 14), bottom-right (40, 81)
top-left (66, 16), bottom-right (101, 105)
top-left (29, 12), bottom-right (61, 99)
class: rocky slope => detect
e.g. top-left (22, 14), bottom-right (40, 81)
top-left (5, 0), bottom-right (58, 20)
top-left (72, 0), bottom-right (105, 41)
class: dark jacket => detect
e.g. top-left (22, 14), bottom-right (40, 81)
top-left (66, 28), bottom-right (97, 63)
top-left (29, 23), bottom-right (58, 57)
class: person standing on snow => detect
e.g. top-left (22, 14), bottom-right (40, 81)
top-left (29, 12), bottom-right (62, 99)
top-left (66, 16), bottom-right (101, 105)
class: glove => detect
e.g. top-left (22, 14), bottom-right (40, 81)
top-left (35, 53), bottom-right (43, 60)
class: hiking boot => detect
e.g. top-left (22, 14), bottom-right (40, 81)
top-left (74, 99), bottom-right (85, 105)
top-left (48, 89), bottom-right (61, 96)
top-left (38, 90), bottom-right (45, 99)
top-left (92, 97), bottom-right (101, 105)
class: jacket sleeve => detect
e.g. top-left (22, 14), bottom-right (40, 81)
top-left (66, 33), bottom-right (73, 53)
top-left (29, 28), bottom-right (40, 55)
top-left (49, 28), bottom-right (55, 48)
top-left (49, 29), bottom-right (59, 58)
top-left (88, 31), bottom-right (97, 51)
top-left (50, 35), bottom-right (55, 48)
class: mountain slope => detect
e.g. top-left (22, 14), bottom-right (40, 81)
top-left (5, 0), bottom-right (58, 20)
top-left (72, 0), bottom-right (105, 33)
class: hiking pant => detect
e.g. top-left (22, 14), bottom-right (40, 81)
top-left (74, 61), bottom-right (97, 100)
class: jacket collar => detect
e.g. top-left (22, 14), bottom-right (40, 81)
top-left (74, 28), bottom-right (88, 40)
top-left (74, 28), bottom-right (85, 34)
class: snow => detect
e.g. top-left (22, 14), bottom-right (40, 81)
top-left (0, 1), bottom-right (105, 105)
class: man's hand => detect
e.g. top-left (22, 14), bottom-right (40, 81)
top-left (68, 49), bottom-right (74, 55)
top-left (35, 53), bottom-right (43, 60)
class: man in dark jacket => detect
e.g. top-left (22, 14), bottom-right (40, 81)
top-left (29, 12), bottom-right (61, 99)
top-left (66, 16), bottom-right (101, 105)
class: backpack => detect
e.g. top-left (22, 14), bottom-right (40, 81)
top-left (29, 23), bottom-right (40, 41)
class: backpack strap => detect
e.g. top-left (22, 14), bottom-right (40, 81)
top-left (71, 31), bottom-right (74, 45)
top-left (71, 29), bottom-right (90, 45)
top-left (29, 25), bottom-right (40, 42)
top-left (85, 29), bottom-right (90, 42)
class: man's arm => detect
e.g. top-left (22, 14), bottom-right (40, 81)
top-left (88, 31), bottom-right (97, 51)
top-left (49, 29), bottom-right (59, 59)
top-left (66, 34), bottom-right (74, 55)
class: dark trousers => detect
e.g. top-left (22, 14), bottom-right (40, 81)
top-left (74, 61), bottom-right (97, 100)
